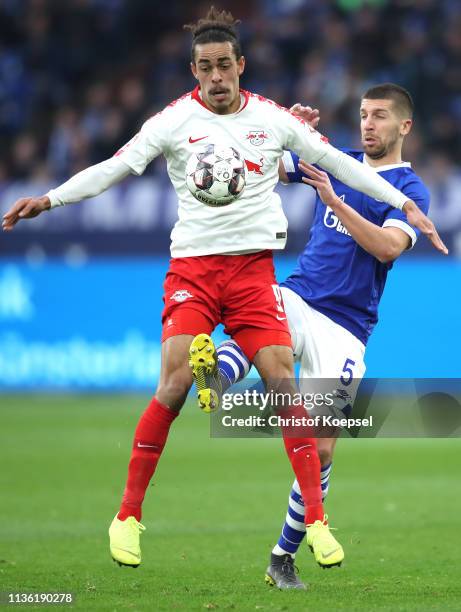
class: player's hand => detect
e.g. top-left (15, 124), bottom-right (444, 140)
top-left (298, 161), bottom-right (341, 208)
top-left (2, 195), bottom-right (51, 231)
top-left (403, 200), bottom-right (448, 255)
top-left (290, 103), bottom-right (320, 129)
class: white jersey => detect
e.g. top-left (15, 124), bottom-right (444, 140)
top-left (114, 87), bottom-right (408, 257)
top-left (48, 87), bottom-right (408, 256)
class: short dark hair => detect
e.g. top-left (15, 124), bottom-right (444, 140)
top-left (184, 6), bottom-right (242, 63)
top-left (362, 83), bottom-right (414, 118)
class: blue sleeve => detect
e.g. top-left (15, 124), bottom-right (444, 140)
top-left (382, 177), bottom-right (430, 246)
top-left (281, 150), bottom-right (305, 183)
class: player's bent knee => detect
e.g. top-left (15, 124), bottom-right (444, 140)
top-left (253, 345), bottom-right (295, 382)
top-left (156, 373), bottom-right (192, 411)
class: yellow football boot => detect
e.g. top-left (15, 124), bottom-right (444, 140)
top-left (109, 515), bottom-right (146, 568)
top-left (189, 333), bottom-right (221, 413)
top-left (306, 518), bottom-right (344, 568)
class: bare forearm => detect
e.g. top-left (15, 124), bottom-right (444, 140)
top-left (329, 196), bottom-right (403, 262)
top-left (299, 160), bottom-right (448, 256)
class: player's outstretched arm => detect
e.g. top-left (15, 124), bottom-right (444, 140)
top-left (284, 112), bottom-right (446, 251)
top-left (300, 162), bottom-right (447, 257)
top-left (2, 195), bottom-right (51, 231)
top-left (311, 148), bottom-right (447, 255)
top-left (2, 156), bottom-right (132, 232)
top-left (299, 162), bottom-right (411, 262)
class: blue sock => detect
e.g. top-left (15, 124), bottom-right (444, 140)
top-left (217, 339), bottom-right (251, 391)
top-left (272, 463), bottom-right (333, 557)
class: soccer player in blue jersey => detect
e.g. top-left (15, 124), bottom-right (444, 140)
top-left (195, 83), bottom-right (430, 589)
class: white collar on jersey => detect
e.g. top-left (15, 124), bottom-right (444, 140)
top-left (362, 156), bottom-right (411, 172)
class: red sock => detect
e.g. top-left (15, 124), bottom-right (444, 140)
top-left (118, 398), bottom-right (178, 521)
top-left (280, 406), bottom-right (324, 525)
top-left (283, 436), bottom-right (324, 524)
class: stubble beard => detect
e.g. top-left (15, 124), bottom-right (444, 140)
top-left (364, 134), bottom-right (400, 161)
top-left (364, 142), bottom-right (387, 160)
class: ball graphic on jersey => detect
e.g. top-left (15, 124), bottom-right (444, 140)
top-left (186, 144), bottom-right (246, 206)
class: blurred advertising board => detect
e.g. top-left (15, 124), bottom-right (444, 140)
top-left (0, 257), bottom-right (459, 390)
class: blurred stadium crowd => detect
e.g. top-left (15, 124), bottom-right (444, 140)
top-left (1, 0), bottom-right (461, 255)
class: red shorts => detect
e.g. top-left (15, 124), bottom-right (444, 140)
top-left (161, 250), bottom-right (291, 360)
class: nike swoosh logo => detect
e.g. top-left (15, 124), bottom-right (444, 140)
top-left (189, 136), bottom-right (208, 143)
top-left (321, 547), bottom-right (341, 559)
top-left (112, 547), bottom-right (140, 560)
top-left (293, 444), bottom-right (312, 453)
top-left (137, 443), bottom-right (159, 449)
top-left (276, 315), bottom-right (286, 321)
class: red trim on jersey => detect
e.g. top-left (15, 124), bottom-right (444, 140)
top-left (164, 90), bottom-right (193, 111)
top-left (113, 91), bottom-right (193, 157)
top-left (239, 89), bottom-right (250, 112)
top-left (191, 86), bottom-right (249, 113)
top-left (147, 91), bottom-right (192, 121)
top-left (191, 86), bottom-right (208, 110)
top-left (114, 132), bottom-right (140, 157)
top-left (247, 91), bottom-right (330, 139)
top-left (247, 91), bottom-right (306, 126)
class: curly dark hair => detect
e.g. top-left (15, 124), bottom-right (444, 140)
top-left (184, 6), bottom-right (242, 62)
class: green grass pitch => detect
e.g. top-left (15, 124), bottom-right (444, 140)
top-left (1, 395), bottom-right (460, 611)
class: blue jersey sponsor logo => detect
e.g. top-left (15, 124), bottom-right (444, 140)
top-left (323, 197), bottom-right (351, 236)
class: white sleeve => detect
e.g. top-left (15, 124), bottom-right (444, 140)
top-left (281, 150), bottom-right (296, 174)
top-left (47, 110), bottom-right (171, 208)
top-left (315, 145), bottom-right (408, 210)
top-left (115, 112), bottom-right (170, 176)
top-left (47, 156), bottom-right (132, 208)
top-left (279, 111), bottom-right (408, 210)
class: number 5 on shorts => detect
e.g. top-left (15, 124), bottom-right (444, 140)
top-left (340, 358), bottom-right (356, 386)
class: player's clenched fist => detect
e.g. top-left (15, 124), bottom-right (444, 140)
top-left (2, 195), bottom-right (50, 231)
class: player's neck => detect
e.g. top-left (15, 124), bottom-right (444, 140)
top-left (221, 95), bottom-right (241, 114)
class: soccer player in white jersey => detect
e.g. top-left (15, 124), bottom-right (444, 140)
top-left (2, 8), bottom-right (446, 571)
top-left (207, 83), bottom-right (434, 588)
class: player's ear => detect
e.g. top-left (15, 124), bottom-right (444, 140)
top-left (190, 62), bottom-right (198, 80)
top-left (237, 56), bottom-right (245, 76)
top-left (401, 118), bottom-right (412, 136)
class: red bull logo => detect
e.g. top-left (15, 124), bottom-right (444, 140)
top-left (244, 158), bottom-right (264, 175)
top-left (246, 130), bottom-right (269, 146)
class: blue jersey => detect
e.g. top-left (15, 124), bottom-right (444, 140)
top-left (281, 149), bottom-right (430, 345)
